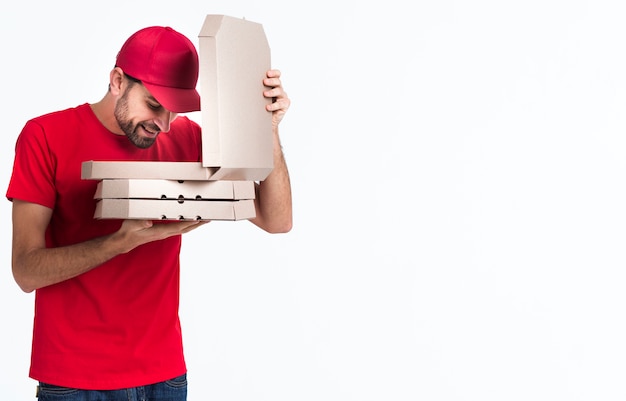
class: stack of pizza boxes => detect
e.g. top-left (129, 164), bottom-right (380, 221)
top-left (81, 15), bottom-right (273, 221)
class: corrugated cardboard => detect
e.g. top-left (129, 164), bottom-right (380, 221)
top-left (82, 161), bottom-right (217, 180)
top-left (94, 179), bottom-right (255, 200)
top-left (198, 14), bottom-right (274, 181)
top-left (94, 198), bottom-right (256, 221)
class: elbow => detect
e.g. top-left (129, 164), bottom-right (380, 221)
top-left (12, 264), bottom-right (37, 294)
top-left (269, 211), bottom-right (293, 233)
top-left (281, 217), bottom-right (293, 233)
top-left (13, 275), bottom-right (36, 294)
top-left (257, 216), bottom-right (293, 234)
top-left (19, 285), bottom-right (36, 294)
top-left (267, 220), bottom-right (293, 234)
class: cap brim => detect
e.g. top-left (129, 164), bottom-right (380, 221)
top-left (143, 82), bottom-right (201, 113)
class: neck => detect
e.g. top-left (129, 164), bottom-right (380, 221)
top-left (90, 93), bottom-right (124, 135)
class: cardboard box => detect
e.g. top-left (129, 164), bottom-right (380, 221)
top-left (94, 179), bottom-right (255, 200)
top-left (82, 15), bottom-right (275, 222)
top-left (198, 15), bottom-right (274, 181)
top-left (82, 161), bottom-right (217, 180)
top-left (94, 198), bottom-right (256, 221)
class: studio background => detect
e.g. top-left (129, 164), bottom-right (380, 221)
top-left (2, 1), bottom-right (626, 400)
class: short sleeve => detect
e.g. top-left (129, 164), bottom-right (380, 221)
top-left (6, 119), bottom-right (57, 209)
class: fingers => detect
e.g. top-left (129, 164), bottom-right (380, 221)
top-left (263, 69), bottom-right (285, 100)
top-left (263, 86), bottom-right (283, 99)
top-left (263, 81), bottom-right (285, 101)
top-left (119, 219), bottom-right (207, 246)
top-left (265, 69), bottom-right (281, 79)
top-left (264, 69), bottom-right (290, 117)
top-left (149, 220), bottom-right (206, 237)
top-left (180, 220), bottom-right (209, 234)
top-left (120, 219), bottom-right (154, 231)
top-left (267, 95), bottom-right (290, 110)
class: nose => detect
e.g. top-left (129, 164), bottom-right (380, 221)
top-left (155, 110), bottom-right (178, 133)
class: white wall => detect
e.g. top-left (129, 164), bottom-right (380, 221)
top-left (2, 1), bottom-right (626, 400)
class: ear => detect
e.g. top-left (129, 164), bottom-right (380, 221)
top-left (109, 67), bottom-right (125, 96)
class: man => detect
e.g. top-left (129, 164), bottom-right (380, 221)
top-left (6, 24), bottom-right (292, 400)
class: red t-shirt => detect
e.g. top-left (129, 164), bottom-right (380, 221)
top-left (6, 103), bottom-right (202, 390)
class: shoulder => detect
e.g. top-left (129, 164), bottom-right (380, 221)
top-left (20, 104), bottom-right (90, 143)
top-left (30, 103), bottom-right (89, 124)
top-left (25, 104), bottom-right (91, 136)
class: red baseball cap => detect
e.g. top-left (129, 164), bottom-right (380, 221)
top-left (116, 26), bottom-right (200, 113)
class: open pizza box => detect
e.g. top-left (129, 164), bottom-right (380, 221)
top-left (81, 15), bottom-right (273, 221)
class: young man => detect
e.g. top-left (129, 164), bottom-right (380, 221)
top-left (7, 25), bottom-right (292, 400)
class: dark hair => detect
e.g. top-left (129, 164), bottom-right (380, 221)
top-left (112, 65), bottom-right (142, 83)
top-left (124, 72), bottom-right (141, 84)
top-left (108, 67), bottom-right (142, 92)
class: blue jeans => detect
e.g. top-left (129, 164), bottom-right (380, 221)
top-left (36, 374), bottom-right (187, 401)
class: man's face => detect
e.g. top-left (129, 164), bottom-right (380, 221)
top-left (113, 79), bottom-right (178, 149)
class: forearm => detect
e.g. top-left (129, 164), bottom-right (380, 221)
top-left (12, 231), bottom-right (125, 293)
top-left (251, 129), bottom-right (293, 233)
top-left (12, 209), bottom-right (205, 293)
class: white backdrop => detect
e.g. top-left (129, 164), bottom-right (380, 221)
top-left (2, 1), bottom-right (626, 400)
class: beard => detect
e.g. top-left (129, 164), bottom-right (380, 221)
top-left (114, 86), bottom-right (159, 149)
